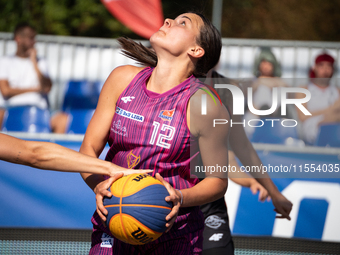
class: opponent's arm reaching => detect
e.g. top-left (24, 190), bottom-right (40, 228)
top-left (0, 133), bottom-right (151, 176)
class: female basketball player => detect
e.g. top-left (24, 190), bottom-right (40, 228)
top-left (0, 133), bottom-right (150, 176)
top-left (79, 12), bottom-right (230, 254)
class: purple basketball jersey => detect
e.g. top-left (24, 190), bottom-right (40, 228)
top-left (105, 67), bottom-right (202, 190)
top-left (90, 67), bottom-right (205, 253)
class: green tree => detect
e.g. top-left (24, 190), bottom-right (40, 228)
top-left (0, 0), bottom-right (136, 38)
top-left (0, 0), bottom-right (339, 41)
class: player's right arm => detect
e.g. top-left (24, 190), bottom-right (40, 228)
top-left (79, 65), bottom-right (143, 221)
top-left (80, 65), bottom-right (142, 188)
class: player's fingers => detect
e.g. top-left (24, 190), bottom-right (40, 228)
top-left (156, 173), bottom-right (175, 196)
top-left (96, 206), bottom-right (107, 224)
top-left (110, 172), bottom-right (124, 183)
top-left (155, 173), bottom-right (165, 184)
top-left (258, 189), bottom-right (267, 202)
top-left (100, 189), bottom-right (112, 198)
top-left (96, 194), bottom-right (108, 215)
top-left (274, 208), bottom-right (291, 220)
top-left (250, 186), bottom-right (258, 195)
top-left (165, 216), bottom-right (177, 233)
top-left (165, 204), bottom-right (179, 221)
top-left (275, 215), bottom-right (286, 219)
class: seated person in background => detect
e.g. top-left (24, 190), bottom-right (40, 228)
top-left (296, 53), bottom-right (340, 145)
top-left (250, 47), bottom-right (287, 117)
top-left (0, 22), bottom-right (66, 133)
top-left (244, 47), bottom-right (288, 136)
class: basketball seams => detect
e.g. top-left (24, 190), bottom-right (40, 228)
top-left (122, 182), bottom-right (163, 197)
top-left (119, 173), bottom-right (135, 244)
top-left (122, 213), bottom-right (161, 235)
top-left (105, 204), bottom-right (171, 210)
top-left (105, 173), bottom-right (170, 245)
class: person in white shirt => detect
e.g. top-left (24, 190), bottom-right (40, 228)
top-left (0, 22), bottom-right (67, 132)
top-left (296, 53), bottom-right (340, 144)
top-left (0, 22), bottom-right (51, 109)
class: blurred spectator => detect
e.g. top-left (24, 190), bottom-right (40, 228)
top-left (0, 22), bottom-right (66, 133)
top-left (251, 47), bottom-right (287, 117)
top-left (296, 52), bottom-right (340, 145)
top-left (244, 47), bottom-right (288, 137)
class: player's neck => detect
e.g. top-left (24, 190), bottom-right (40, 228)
top-left (148, 58), bottom-right (193, 94)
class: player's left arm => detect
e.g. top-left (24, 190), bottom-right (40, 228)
top-left (156, 89), bottom-right (230, 231)
top-left (228, 150), bottom-right (270, 202)
top-left (229, 114), bottom-right (292, 219)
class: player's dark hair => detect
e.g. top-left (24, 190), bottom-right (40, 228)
top-left (118, 11), bottom-right (221, 77)
top-left (14, 22), bottom-right (36, 37)
top-left (118, 37), bottom-right (157, 68)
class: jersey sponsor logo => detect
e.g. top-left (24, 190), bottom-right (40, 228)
top-left (127, 151), bottom-right (140, 169)
top-left (100, 233), bottom-right (114, 248)
top-left (111, 120), bottom-right (127, 137)
top-left (209, 233), bottom-right (224, 241)
top-left (116, 106), bottom-right (144, 122)
top-left (121, 96), bottom-right (135, 103)
top-left (205, 215), bottom-right (226, 229)
top-left (158, 109), bottom-right (175, 121)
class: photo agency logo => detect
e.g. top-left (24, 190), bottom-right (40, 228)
top-left (201, 83), bottom-right (312, 128)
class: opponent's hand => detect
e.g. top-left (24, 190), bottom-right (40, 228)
top-left (108, 168), bottom-right (153, 177)
top-left (94, 172), bottom-right (124, 225)
top-left (249, 180), bottom-right (270, 202)
top-left (271, 192), bottom-right (293, 220)
top-left (155, 173), bottom-right (180, 233)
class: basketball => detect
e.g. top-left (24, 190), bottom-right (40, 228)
top-left (103, 173), bottom-right (173, 245)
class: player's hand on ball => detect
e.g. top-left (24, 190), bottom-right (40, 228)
top-left (155, 173), bottom-right (180, 233)
top-left (271, 192), bottom-right (293, 220)
top-left (94, 172), bottom-right (124, 225)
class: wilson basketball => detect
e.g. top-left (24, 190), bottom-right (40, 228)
top-left (103, 173), bottom-right (173, 245)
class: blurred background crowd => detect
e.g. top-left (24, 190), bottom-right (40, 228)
top-left (0, 0), bottom-right (339, 148)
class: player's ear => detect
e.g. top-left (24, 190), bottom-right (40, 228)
top-left (188, 46), bottom-right (205, 59)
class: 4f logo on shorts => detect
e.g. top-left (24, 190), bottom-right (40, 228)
top-left (209, 233), bottom-right (224, 241)
top-left (121, 96), bottom-right (135, 103)
top-left (205, 215), bottom-right (226, 229)
top-left (100, 233), bottom-right (113, 248)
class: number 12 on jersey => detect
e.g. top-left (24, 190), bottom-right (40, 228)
top-left (149, 121), bottom-right (176, 149)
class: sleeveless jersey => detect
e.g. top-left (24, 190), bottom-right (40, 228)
top-left (106, 66), bottom-right (202, 189)
top-left (101, 66), bottom-right (205, 244)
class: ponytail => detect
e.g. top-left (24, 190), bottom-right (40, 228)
top-left (118, 37), bottom-right (157, 67)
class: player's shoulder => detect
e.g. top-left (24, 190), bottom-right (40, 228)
top-left (109, 65), bottom-right (144, 81)
top-left (104, 65), bottom-right (145, 92)
top-left (189, 86), bottom-right (230, 122)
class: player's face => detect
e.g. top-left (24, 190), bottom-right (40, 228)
top-left (150, 13), bottom-right (203, 57)
top-left (314, 61), bottom-right (333, 79)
